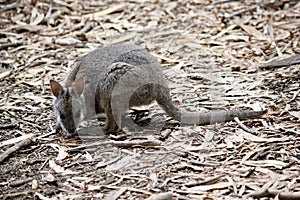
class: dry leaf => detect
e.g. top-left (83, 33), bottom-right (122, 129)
top-left (185, 182), bottom-right (233, 192)
top-left (244, 160), bottom-right (288, 169)
top-left (55, 37), bottom-right (81, 45)
top-left (48, 144), bottom-right (68, 160)
top-left (289, 111), bottom-right (300, 119)
top-left (44, 173), bottom-right (56, 182)
top-left (49, 160), bottom-right (74, 174)
top-left (0, 70), bottom-right (11, 81)
top-left (239, 24), bottom-right (264, 39)
top-left (35, 192), bottom-right (52, 200)
top-left (84, 3), bottom-right (126, 18)
top-left (242, 131), bottom-right (284, 143)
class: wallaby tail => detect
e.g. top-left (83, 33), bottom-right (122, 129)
top-left (157, 95), bottom-right (267, 125)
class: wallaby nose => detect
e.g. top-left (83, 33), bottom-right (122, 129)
top-left (64, 121), bottom-right (76, 134)
top-left (67, 128), bottom-right (76, 134)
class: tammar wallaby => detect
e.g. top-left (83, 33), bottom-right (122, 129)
top-left (50, 43), bottom-right (266, 136)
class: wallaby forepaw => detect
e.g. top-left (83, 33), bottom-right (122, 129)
top-left (55, 124), bottom-right (62, 133)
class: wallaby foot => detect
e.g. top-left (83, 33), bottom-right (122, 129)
top-left (64, 132), bottom-right (79, 139)
top-left (103, 122), bottom-right (120, 133)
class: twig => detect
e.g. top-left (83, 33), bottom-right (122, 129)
top-left (189, 159), bottom-right (220, 167)
top-left (234, 117), bottom-right (256, 133)
top-left (18, 119), bottom-right (42, 129)
top-left (37, 131), bottom-right (56, 139)
top-left (89, 184), bottom-right (152, 195)
top-left (259, 54), bottom-right (300, 69)
top-left (68, 139), bottom-right (162, 152)
top-left (2, 189), bottom-right (39, 198)
top-left (0, 138), bottom-right (33, 164)
top-left (96, 156), bottom-right (122, 169)
top-left (214, 0), bottom-right (240, 5)
top-left (185, 175), bottom-right (224, 187)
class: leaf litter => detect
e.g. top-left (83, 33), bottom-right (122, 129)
top-left (0, 0), bottom-right (299, 199)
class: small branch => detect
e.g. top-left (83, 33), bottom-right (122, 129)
top-left (185, 175), bottom-right (224, 187)
top-left (0, 133), bottom-right (34, 148)
top-left (234, 117), bottom-right (256, 133)
top-left (0, 138), bottom-right (33, 164)
top-left (89, 184), bottom-right (152, 195)
top-left (69, 139), bottom-right (162, 152)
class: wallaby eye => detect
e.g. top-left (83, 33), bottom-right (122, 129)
top-left (59, 113), bottom-right (66, 120)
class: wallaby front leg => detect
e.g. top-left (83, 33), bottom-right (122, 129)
top-left (104, 107), bottom-right (120, 133)
top-left (55, 122), bottom-right (62, 133)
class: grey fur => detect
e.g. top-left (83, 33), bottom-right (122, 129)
top-left (50, 43), bottom-right (266, 135)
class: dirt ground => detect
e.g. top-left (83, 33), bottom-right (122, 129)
top-left (0, 0), bottom-right (299, 199)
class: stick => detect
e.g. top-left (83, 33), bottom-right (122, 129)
top-left (259, 54), bottom-right (300, 69)
top-left (69, 139), bottom-right (162, 151)
top-left (0, 134), bottom-right (34, 148)
top-left (0, 138), bottom-right (33, 164)
top-left (234, 117), bottom-right (256, 133)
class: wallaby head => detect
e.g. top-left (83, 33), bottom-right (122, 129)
top-left (49, 77), bottom-right (85, 134)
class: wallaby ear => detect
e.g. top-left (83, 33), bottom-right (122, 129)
top-left (73, 77), bottom-right (84, 96)
top-left (50, 80), bottom-right (63, 97)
